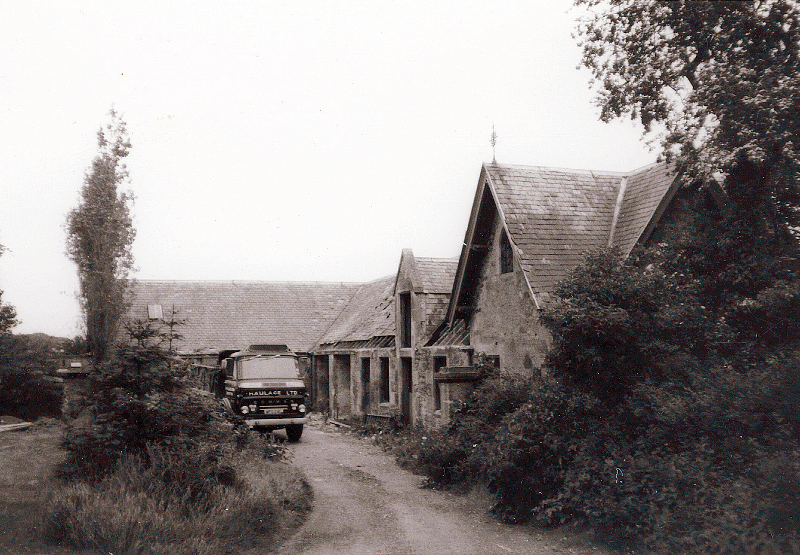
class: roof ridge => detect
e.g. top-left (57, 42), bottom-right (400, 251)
top-left (485, 160), bottom-right (670, 177)
top-left (130, 279), bottom-right (366, 286)
top-left (485, 161), bottom-right (627, 176)
top-left (415, 256), bottom-right (459, 263)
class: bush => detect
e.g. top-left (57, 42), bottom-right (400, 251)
top-left (412, 371), bottom-right (534, 491)
top-left (0, 335), bottom-right (62, 421)
top-left (57, 320), bottom-right (236, 480)
top-left (43, 439), bottom-right (311, 555)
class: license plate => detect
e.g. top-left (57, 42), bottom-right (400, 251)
top-left (262, 408), bottom-right (284, 415)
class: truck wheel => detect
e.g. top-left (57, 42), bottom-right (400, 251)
top-left (286, 424), bottom-right (303, 443)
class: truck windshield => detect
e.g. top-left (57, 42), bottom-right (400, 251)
top-left (238, 356), bottom-right (299, 380)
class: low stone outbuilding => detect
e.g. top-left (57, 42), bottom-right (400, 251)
top-left (309, 251), bottom-right (459, 426)
top-left (126, 280), bottom-right (363, 395)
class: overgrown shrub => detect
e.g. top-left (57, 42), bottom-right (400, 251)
top-left (43, 439), bottom-right (310, 555)
top-left (57, 320), bottom-right (235, 480)
top-left (405, 244), bottom-right (800, 553)
top-left (411, 370), bottom-right (534, 490)
top-left (0, 334), bottom-right (62, 420)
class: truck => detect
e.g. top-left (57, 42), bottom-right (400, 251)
top-left (213, 344), bottom-right (308, 442)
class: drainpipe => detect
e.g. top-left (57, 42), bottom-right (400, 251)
top-left (608, 177), bottom-right (628, 248)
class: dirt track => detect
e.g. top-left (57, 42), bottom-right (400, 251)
top-left (271, 420), bottom-right (611, 555)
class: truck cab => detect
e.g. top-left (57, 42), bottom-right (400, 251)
top-left (220, 344), bottom-right (308, 442)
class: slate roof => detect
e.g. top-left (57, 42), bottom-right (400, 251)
top-left (127, 280), bottom-right (363, 353)
top-left (415, 257), bottom-right (459, 293)
top-left (315, 274), bottom-right (396, 347)
top-left (613, 162), bottom-right (678, 255)
top-left (483, 161), bottom-right (677, 301)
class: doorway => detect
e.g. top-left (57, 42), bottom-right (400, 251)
top-left (400, 357), bottom-right (412, 426)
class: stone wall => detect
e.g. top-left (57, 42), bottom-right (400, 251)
top-left (469, 219), bottom-right (551, 376)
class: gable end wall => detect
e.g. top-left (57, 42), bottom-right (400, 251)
top-left (469, 213), bottom-right (551, 374)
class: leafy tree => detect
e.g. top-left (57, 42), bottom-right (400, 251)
top-left (576, 1), bottom-right (800, 174)
top-left (576, 0), bottom-right (800, 358)
top-left (66, 109), bottom-right (135, 364)
top-left (0, 244), bottom-right (62, 419)
top-left (576, 0), bottom-right (800, 235)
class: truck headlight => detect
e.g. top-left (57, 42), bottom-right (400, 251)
top-left (240, 405), bottom-right (249, 414)
top-left (299, 404), bottom-right (306, 413)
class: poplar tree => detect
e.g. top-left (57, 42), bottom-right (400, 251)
top-left (66, 109), bottom-right (135, 363)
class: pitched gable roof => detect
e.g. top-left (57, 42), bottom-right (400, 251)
top-left (448, 161), bottom-right (678, 320)
top-left (315, 274), bottom-right (396, 347)
top-left (395, 249), bottom-right (459, 294)
top-left (127, 280), bottom-right (362, 353)
top-left (613, 162), bottom-right (680, 254)
top-left (415, 257), bottom-right (459, 293)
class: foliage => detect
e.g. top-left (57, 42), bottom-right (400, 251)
top-left (66, 108), bottom-right (136, 364)
top-left (395, 369), bottom-right (535, 491)
top-left (0, 244), bottom-right (62, 420)
top-left (57, 319), bottom-right (235, 480)
top-left (43, 439), bottom-right (311, 555)
top-left (541, 248), bottom-right (719, 402)
top-left (162, 304), bottom-right (186, 353)
top-left (576, 1), bottom-right (800, 214)
top-left (60, 335), bottom-right (88, 355)
top-left (401, 242), bottom-right (800, 552)
top-left (0, 334), bottom-right (62, 421)
top-left (576, 3), bottom-right (800, 341)
top-left (0, 243), bottom-right (19, 336)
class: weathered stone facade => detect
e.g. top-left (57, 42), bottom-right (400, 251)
top-left (468, 208), bottom-right (551, 376)
top-left (129, 160), bottom-right (690, 430)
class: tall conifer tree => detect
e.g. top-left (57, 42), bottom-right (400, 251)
top-left (66, 109), bottom-right (135, 363)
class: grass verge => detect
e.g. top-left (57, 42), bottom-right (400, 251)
top-left (0, 421), bottom-right (311, 555)
top-left (41, 432), bottom-right (312, 555)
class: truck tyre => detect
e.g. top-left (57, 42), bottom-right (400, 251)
top-left (286, 424), bottom-right (303, 443)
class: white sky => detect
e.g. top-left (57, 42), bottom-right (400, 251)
top-left (0, 1), bottom-right (656, 338)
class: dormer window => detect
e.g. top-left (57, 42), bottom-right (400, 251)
top-left (500, 230), bottom-right (513, 274)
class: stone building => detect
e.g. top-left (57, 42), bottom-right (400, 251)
top-left (125, 280), bottom-right (363, 387)
top-left (127, 159), bottom-right (707, 429)
top-left (432, 161), bottom-right (681, 385)
top-left (309, 250), bottom-right (459, 427)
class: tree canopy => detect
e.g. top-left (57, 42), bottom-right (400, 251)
top-left (576, 0), bottom-right (800, 236)
top-left (66, 109), bottom-right (135, 363)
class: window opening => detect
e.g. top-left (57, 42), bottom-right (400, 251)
top-left (361, 357), bottom-right (370, 411)
top-left (500, 231), bottom-right (513, 274)
top-left (380, 357), bottom-right (390, 403)
top-left (399, 292), bottom-right (412, 347)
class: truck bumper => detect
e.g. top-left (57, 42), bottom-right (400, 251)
top-left (244, 416), bottom-right (308, 429)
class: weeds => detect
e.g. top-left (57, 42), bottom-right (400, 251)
top-left (42, 321), bottom-right (312, 554)
top-left (42, 435), bottom-right (311, 555)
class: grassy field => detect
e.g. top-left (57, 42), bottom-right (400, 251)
top-left (0, 421), bottom-right (312, 555)
top-left (0, 419), bottom-right (88, 554)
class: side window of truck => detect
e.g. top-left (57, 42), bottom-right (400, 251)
top-left (224, 358), bottom-right (234, 378)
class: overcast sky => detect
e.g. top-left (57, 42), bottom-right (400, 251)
top-left (0, 1), bottom-right (656, 338)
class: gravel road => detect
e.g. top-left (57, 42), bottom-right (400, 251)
top-left (271, 420), bottom-right (612, 555)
